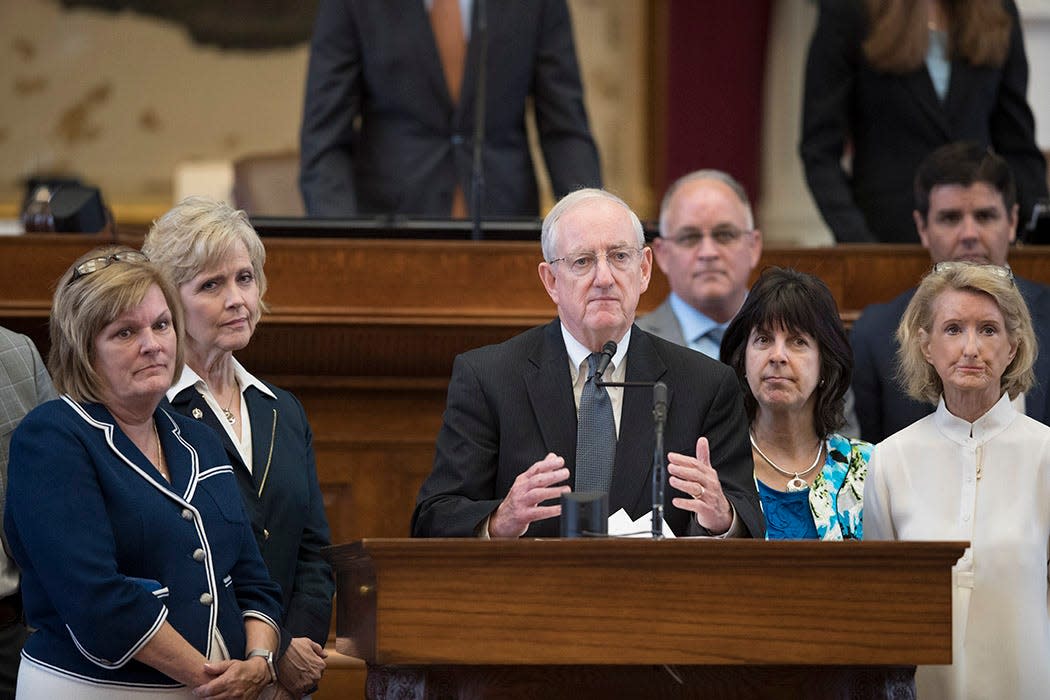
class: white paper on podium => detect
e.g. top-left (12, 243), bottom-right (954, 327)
top-left (607, 508), bottom-right (676, 538)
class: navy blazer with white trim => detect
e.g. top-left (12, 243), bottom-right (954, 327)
top-left (3, 398), bottom-right (282, 689)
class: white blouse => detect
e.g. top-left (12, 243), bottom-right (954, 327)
top-left (865, 393), bottom-right (1050, 700)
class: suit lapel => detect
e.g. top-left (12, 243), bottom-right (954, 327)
top-left (74, 400), bottom-right (183, 496)
top-left (169, 387), bottom-right (246, 473)
top-left (902, 68), bottom-right (951, 139)
top-left (244, 387), bottom-right (277, 498)
top-left (524, 321), bottom-right (579, 481)
top-left (609, 329), bottom-right (669, 516)
top-left (942, 61), bottom-right (977, 131)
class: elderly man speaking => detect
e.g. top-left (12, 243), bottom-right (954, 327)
top-left (411, 189), bottom-right (763, 539)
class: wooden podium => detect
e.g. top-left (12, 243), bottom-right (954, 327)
top-left (325, 538), bottom-right (966, 699)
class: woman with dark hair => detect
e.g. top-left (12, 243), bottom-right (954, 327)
top-left (800, 0), bottom-right (1047, 243)
top-left (721, 268), bottom-right (871, 539)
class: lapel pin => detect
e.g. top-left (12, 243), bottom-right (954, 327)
top-left (192, 408), bottom-right (203, 419)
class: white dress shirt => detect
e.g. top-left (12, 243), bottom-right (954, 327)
top-left (865, 393), bottom-right (1050, 699)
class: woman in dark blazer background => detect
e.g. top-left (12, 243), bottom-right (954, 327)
top-left (800, 0), bottom-right (1047, 244)
top-left (144, 198), bottom-right (334, 700)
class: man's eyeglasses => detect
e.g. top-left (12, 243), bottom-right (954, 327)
top-left (932, 261), bottom-right (1014, 282)
top-left (68, 251), bottom-right (150, 285)
top-left (548, 246), bottom-right (644, 277)
top-left (666, 226), bottom-right (750, 248)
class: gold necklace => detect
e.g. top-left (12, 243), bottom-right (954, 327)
top-left (749, 430), bottom-right (823, 492)
top-left (152, 421), bottom-right (169, 482)
top-left (222, 386), bottom-right (238, 425)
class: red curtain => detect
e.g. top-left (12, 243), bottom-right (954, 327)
top-left (661, 1), bottom-right (773, 206)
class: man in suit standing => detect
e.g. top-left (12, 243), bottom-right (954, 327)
top-left (412, 189), bottom-right (763, 539)
top-left (299, 0), bottom-right (602, 218)
top-left (0, 327), bottom-right (55, 699)
top-left (851, 141), bottom-right (1050, 442)
top-left (638, 170), bottom-right (861, 437)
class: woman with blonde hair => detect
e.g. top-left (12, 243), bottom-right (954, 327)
top-left (865, 262), bottom-right (1050, 698)
top-left (5, 246), bottom-right (282, 698)
top-left (800, 0), bottom-right (1046, 243)
top-left (144, 198), bottom-right (333, 699)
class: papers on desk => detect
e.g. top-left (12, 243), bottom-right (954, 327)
top-left (607, 508), bottom-right (676, 538)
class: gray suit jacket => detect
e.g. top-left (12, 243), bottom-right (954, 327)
top-left (638, 297), bottom-right (862, 438)
top-left (0, 327), bottom-right (56, 564)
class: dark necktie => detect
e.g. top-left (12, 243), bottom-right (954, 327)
top-left (575, 353), bottom-right (616, 494)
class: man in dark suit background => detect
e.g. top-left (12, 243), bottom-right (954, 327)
top-left (299, 0), bottom-right (602, 218)
top-left (412, 189), bottom-right (763, 539)
top-left (0, 327), bottom-right (56, 699)
top-left (851, 142), bottom-right (1050, 442)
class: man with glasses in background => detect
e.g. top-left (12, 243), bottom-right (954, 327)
top-left (639, 170), bottom-right (861, 436)
top-left (412, 188), bottom-right (763, 539)
top-left (851, 141), bottom-right (1050, 442)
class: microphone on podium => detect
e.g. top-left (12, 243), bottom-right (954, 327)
top-left (593, 340), bottom-right (671, 539)
top-left (594, 340), bottom-right (616, 381)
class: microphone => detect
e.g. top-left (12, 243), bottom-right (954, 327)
top-left (470, 0), bottom-right (488, 241)
top-left (594, 342), bottom-right (672, 539)
top-left (594, 340), bottom-right (617, 381)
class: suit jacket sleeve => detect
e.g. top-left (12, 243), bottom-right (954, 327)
top-left (412, 352), bottom-right (505, 537)
top-left (691, 364), bottom-right (764, 538)
top-left (799, 0), bottom-right (876, 243)
top-left (533, 0), bottom-right (602, 196)
top-left (299, 0), bottom-right (362, 216)
top-left (283, 397), bottom-right (335, 647)
top-left (990, 0), bottom-right (1049, 229)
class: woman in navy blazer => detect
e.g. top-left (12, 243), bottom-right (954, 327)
top-left (144, 198), bottom-right (334, 699)
top-left (800, 0), bottom-right (1047, 243)
top-left (4, 246), bottom-right (282, 697)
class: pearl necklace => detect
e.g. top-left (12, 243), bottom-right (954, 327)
top-left (749, 430), bottom-right (823, 492)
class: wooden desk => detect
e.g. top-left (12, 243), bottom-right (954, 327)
top-left (326, 538), bottom-right (968, 699)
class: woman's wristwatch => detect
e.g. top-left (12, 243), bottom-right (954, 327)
top-left (246, 648), bottom-right (277, 686)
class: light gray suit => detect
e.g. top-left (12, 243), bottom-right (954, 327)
top-left (638, 297), bottom-right (861, 438)
top-left (636, 298), bottom-right (687, 347)
top-left (0, 326), bottom-right (55, 697)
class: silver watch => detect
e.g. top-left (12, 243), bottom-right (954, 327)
top-left (246, 648), bottom-right (277, 685)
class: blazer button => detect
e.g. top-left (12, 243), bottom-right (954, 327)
top-left (199, 592), bottom-right (213, 606)
top-left (192, 549), bottom-right (206, 562)
top-left (181, 509), bottom-right (194, 521)
top-left (263, 529), bottom-right (270, 540)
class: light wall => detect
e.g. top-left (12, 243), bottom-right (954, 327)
top-left (0, 0), bottom-right (651, 222)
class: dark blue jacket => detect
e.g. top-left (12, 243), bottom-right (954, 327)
top-left (4, 398), bottom-right (282, 688)
top-left (168, 382), bottom-right (334, 652)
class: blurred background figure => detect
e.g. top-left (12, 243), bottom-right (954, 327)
top-left (5, 246), bottom-right (281, 697)
top-left (800, 0), bottom-right (1047, 243)
top-left (144, 198), bottom-right (334, 699)
top-left (721, 268), bottom-right (871, 540)
top-left (866, 262), bottom-right (1050, 698)
top-left (299, 0), bottom-right (602, 218)
top-left (0, 327), bottom-right (56, 700)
